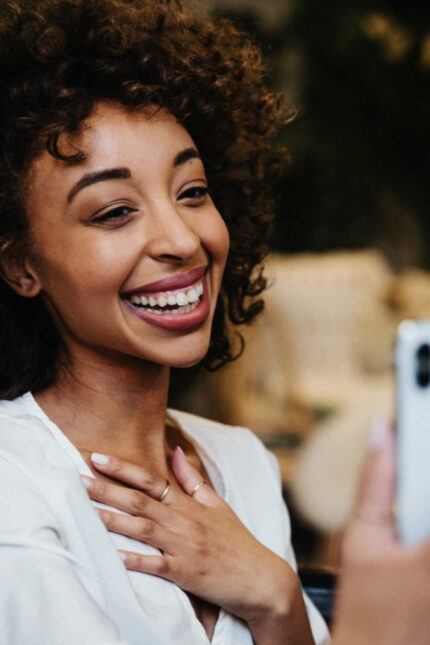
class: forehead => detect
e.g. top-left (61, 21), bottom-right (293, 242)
top-left (26, 102), bottom-right (196, 203)
top-left (74, 102), bottom-right (194, 159)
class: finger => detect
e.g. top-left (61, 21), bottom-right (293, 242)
top-left (343, 419), bottom-right (396, 562)
top-left (82, 474), bottom-right (164, 520)
top-left (171, 447), bottom-right (220, 507)
top-left (90, 452), bottom-right (174, 503)
top-left (96, 508), bottom-right (177, 552)
top-left (354, 418), bottom-right (395, 527)
top-left (119, 551), bottom-right (176, 581)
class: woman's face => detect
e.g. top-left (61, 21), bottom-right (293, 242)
top-left (24, 102), bottom-right (230, 368)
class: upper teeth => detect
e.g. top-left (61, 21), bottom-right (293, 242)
top-left (129, 280), bottom-right (204, 309)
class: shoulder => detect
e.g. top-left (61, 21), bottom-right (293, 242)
top-left (0, 397), bottom-right (65, 530)
top-left (0, 394), bottom-right (71, 479)
top-left (0, 395), bottom-right (51, 450)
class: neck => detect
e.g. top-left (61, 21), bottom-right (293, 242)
top-left (35, 350), bottom-right (172, 473)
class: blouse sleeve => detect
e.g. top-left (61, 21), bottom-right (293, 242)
top-left (0, 449), bottom-right (129, 645)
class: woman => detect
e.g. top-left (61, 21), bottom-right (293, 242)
top-left (0, 1), bottom-right (327, 643)
top-left (2, 3), bottom-right (430, 644)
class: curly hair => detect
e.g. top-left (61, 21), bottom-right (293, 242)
top-left (0, 0), bottom-right (288, 399)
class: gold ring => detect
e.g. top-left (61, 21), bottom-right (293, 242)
top-left (158, 480), bottom-right (171, 502)
top-left (191, 479), bottom-right (206, 496)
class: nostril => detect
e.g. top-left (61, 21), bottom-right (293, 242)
top-left (160, 253), bottom-right (189, 262)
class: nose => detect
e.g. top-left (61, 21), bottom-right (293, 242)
top-left (145, 200), bottom-right (201, 264)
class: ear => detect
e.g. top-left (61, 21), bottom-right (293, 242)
top-left (0, 242), bottom-right (42, 298)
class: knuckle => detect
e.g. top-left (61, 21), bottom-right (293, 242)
top-left (93, 479), bottom-right (107, 499)
top-left (130, 491), bottom-right (148, 515)
top-left (127, 552), bottom-right (143, 570)
top-left (156, 557), bottom-right (171, 576)
top-left (141, 471), bottom-right (158, 490)
top-left (99, 480), bottom-right (108, 496)
top-left (136, 518), bottom-right (155, 538)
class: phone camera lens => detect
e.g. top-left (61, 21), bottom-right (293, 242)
top-left (416, 344), bottom-right (430, 387)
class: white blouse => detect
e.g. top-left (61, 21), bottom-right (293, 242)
top-left (0, 393), bottom-right (329, 645)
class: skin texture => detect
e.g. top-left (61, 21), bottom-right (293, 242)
top-left (4, 102), bottom-right (314, 644)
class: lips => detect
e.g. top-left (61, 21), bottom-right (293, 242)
top-left (123, 266), bottom-right (211, 331)
top-left (123, 266), bottom-right (207, 296)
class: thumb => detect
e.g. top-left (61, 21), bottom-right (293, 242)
top-left (343, 418), bottom-right (396, 563)
top-left (171, 446), bottom-right (220, 507)
top-left (354, 418), bottom-right (395, 526)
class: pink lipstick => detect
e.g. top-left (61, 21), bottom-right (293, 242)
top-left (123, 267), bottom-right (210, 332)
top-left (123, 266), bottom-right (207, 297)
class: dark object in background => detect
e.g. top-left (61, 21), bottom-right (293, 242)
top-left (212, 0), bottom-right (430, 271)
top-left (298, 566), bottom-right (337, 628)
top-left (284, 487), bottom-right (337, 626)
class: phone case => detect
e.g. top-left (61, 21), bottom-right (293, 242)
top-left (396, 319), bottom-right (430, 546)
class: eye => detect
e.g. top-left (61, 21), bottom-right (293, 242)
top-left (178, 185), bottom-right (210, 204)
top-left (92, 205), bottom-right (135, 224)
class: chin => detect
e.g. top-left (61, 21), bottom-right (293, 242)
top-left (163, 342), bottom-right (210, 370)
top-left (166, 353), bottom-right (207, 370)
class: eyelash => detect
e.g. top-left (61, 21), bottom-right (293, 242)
top-left (92, 205), bottom-right (134, 224)
top-left (91, 186), bottom-right (209, 224)
top-left (178, 186), bottom-right (210, 203)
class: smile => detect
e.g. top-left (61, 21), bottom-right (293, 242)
top-left (128, 280), bottom-right (204, 315)
top-left (123, 269), bottom-right (211, 332)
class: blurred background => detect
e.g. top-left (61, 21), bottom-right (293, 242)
top-left (172, 0), bottom-right (430, 568)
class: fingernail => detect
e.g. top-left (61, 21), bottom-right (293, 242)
top-left (119, 551), bottom-right (127, 562)
top-left (91, 452), bottom-right (110, 465)
top-left (81, 475), bottom-right (93, 490)
top-left (369, 416), bottom-right (389, 451)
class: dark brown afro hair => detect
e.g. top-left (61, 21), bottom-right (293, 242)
top-left (0, 0), bottom-right (290, 399)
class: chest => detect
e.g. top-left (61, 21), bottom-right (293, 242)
top-left (78, 451), bottom-right (221, 641)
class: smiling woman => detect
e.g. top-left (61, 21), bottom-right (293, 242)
top-left (22, 105), bottom-right (229, 369)
top-left (0, 1), bottom-right (329, 645)
top-left (0, 2), bottom-right (285, 399)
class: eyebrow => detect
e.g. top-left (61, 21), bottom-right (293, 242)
top-left (173, 148), bottom-right (201, 167)
top-left (67, 167), bottom-right (131, 203)
top-left (67, 148), bottom-right (201, 204)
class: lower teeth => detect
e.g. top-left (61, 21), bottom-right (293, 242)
top-left (134, 299), bottom-right (201, 315)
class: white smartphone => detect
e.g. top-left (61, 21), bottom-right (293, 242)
top-left (395, 319), bottom-right (430, 546)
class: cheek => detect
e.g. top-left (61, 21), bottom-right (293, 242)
top-left (33, 234), bottom-right (134, 297)
top-left (203, 215), bottom-right (230, 266)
